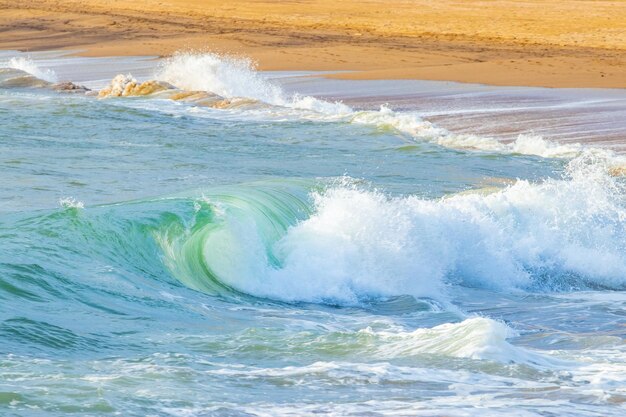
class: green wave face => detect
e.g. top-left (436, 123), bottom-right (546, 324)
top-left (155, 180), bottom-right (314, 297)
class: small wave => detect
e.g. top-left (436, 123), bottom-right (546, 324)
top-left (95, 51), bottom-right (617, 163)
top-left (8, 57), bottom-right (58, 83)
top-left (0, 67), bottom-right (90, 93)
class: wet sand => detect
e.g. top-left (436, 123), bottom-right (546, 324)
top-left (1, 0), bottom-right (625, 88)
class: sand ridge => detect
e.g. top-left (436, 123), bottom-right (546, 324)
top-left (0, 0), bottom-right (625, 88)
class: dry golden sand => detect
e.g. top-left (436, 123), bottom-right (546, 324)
top-left (1, 0), bottom-right (625, 88)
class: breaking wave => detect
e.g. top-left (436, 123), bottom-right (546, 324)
top-left (155, 154), bottom-right (626, 305)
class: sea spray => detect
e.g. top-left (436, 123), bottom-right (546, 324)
top-left (8, 57), bottom-right (58, 83)
top-left (156, 52), bottom-right (280, 102)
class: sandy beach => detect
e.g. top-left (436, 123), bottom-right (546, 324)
top-left (1, 0), bottom-right (625, 88)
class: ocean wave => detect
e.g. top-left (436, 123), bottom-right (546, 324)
top-left (204, 317), bottom-right (549, 365)
top-left (354, 317), bottom-right (542, 364)
top-left (154, 154), bottom-right (626, 305)
top-left (3, 52), bottom-right (622, 165)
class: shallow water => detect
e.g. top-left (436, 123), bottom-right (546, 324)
top-left (0, 51), bottom-right (625, 417)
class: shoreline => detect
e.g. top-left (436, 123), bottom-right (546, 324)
top-left (1, 0), bottom-right (625, 89)
top-left (3, 50), bottom-right (626, 153)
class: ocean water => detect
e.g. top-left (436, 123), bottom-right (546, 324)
top-left (0, 51), bottom-right (625, 416)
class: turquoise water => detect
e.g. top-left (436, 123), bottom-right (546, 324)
top-left (0, 52), bottom-right (625, 416)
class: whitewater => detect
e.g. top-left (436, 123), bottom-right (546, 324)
top-left (0, 51), bottom-right (625, 417)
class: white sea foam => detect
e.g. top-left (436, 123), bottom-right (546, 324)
top-left (59, 197), bottom-right (84, 209)
top-left (350, 105), bottom-right (603, 159)
top-left (198, 153), bottom-right (626, 304)
top-left (8, 57), bottom-right (58, 83)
